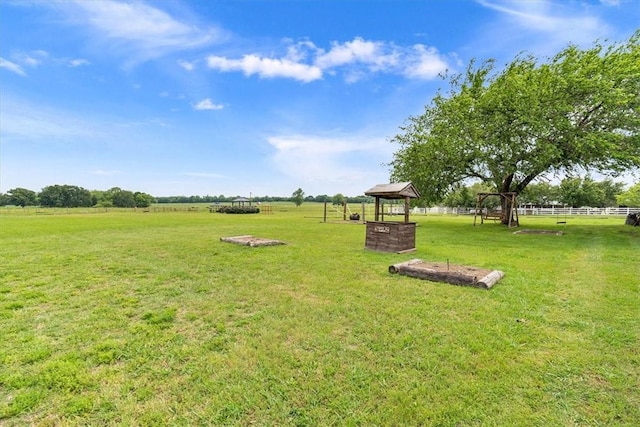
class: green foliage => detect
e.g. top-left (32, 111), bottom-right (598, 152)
top-left (142, 308), bottom-right (177, 327)
top-left (442, 182), bottom-right (495, 208)
top-left (391, 31), bottom-right (640, 205)
top-left (7, 188), bottom-right (38, 207)
top-left (292, 188), bottom-right (305, 207)
top-left (332, 193), bottom-right (346, 206)
top-left (39, 185), bottom-right (93, 208)
top-left (519, 182), bottom-right (560, 206)
top-left (106, 187), bottom-right (136, 208)
top-left (519, 178), bottom-right (626, 207)
top-left (216, 205), bottom-right (260, 214)
top-left (134, 191), bottom-right (155, 208)
top-left (616, 182), bottom-right (640, 206)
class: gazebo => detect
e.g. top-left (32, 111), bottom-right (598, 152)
top-left (231, 197), bottom-right (251, 207)
top-left (364, 182), bottom-right (421, 253)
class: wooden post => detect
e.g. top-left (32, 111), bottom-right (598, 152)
top-left (374, 197), bottom-right (380, 221)
top-left (323, 201), bottom-right (327, 223)
top-left (343, 202), bottom-right (347, 221)
top-left (404, 196), bottom-right (410, 223)
top-left (361, 202), bottom-right (365, 223)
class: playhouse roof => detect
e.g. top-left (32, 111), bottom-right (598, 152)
top-left (364, 182), bottom-right (421, 199)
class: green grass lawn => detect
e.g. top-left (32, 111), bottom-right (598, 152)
top-left (1, 204), bottom-right (638, 426)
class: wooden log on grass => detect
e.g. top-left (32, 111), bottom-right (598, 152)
top-left (388, 259), bottom-right (423, 274)
top-left (476, 270), bottom-right (504, 290)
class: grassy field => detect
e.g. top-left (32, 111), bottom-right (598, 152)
top-left (1, 203), bottom-right (638, 426)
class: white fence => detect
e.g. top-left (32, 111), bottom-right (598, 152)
top-left (398, 206), bottom-right (639, 216)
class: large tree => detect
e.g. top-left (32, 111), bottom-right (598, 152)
top-left (390, 32), bottom-right (640, 223)
top-left (7, 188), bottom-right (38, 207)
top-left (39, 185), bottom-right (93, 208)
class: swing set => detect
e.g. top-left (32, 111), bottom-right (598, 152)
top-left (473, 192), bottom-right (519, 227)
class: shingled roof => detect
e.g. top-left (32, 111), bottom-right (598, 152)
top-left (364, 182), bottom-right (421, 199)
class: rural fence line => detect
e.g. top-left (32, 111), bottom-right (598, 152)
top-left (407, 206), bottom-right (639, 216)
top-left (2, 205), bottom-right (639, 216)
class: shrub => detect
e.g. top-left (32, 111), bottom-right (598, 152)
top-left (215, 205), bottom-right (260, 214)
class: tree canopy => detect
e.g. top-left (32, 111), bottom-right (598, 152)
top-left (7, 188), bottom-right (38, 207)
top-left (39, 185), bottom-right (93, 208)
top-left (390, 31), bottom-right (640, 213)
top-left (617, 182), bottom-right (640, 207)
top-left (292, 188), bottom-right (305, 207)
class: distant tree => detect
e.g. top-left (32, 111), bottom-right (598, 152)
top-left (443, 182), bottom-right (497, 209)
top-left (442, 186), bottom-right (473, 208)
top-left (559, 177), bottom-right (621, 208)
top-left (616, 182), bottom-right (640, 206)
top-left (292, 188), bottom-right (305, 207)
top-left (8, 188), bottom-right (38, 207)
top-left (332, 193), bottom-right (346, 206)
top-left (519, 182), bottom-right (560, 206)
top-left (39, 185), bottom-right (92, 208)
top-left (91, 190), bottom-right (112, 207)
top-left (111, 188), bottom-right (136, 208)
top-left (134, 192), bottom-right (155, 208)
top-left (0, 193), bottom-right (9, 206)
top-left (597, 179), bottom-right (625, 207)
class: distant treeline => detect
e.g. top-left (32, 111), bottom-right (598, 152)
top-left (156, 194), bottom-right (375, 204)
top-left (1, 185), bottom-right (155, 208)
top-left (1, 186), bottom-right (374, 208)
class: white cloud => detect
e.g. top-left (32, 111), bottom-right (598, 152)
top-left (266, 134), bottom-right (391, 192)
top-left (177, 59), bottom-right (195, 71)
top-left (68, 58), bottom-right (90, 67)
top-left (16, 50), bottom-right (48, 67)
top-left (206, 37), bottom-right (450, 83)
top-left (315, 38), bottom-right (394, 69)
top-left (474, 0), bottom-right (613, 55)
top-left (403, 45), bottom-right (450, 79)
top-left (54, 0), bottom-right (227, 65)
top-left (207, 54), bottom-right (323, 82)
top-left (193, 98), bottom-right (224, 111)
top-left (0, 58), bottom-right (26, 76)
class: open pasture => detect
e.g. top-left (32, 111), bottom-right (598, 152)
top-left (1, 204), bottom-right (638, 425)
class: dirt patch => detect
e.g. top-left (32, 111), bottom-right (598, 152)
top-left (409, 261), bottom-right (493, 278)
top-left (389, 259), bottom-right (503, 289)
top-left (513, 229), bottom-right (563, 235)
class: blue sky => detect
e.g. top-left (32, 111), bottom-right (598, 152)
top-left (1, 0), bottom-right (638, 198)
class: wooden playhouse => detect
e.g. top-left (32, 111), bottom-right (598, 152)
top-left (364, 182), bottom-right (421, 253)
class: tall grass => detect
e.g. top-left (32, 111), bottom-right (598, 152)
top-left (1, 204), bottom-right (638, 425)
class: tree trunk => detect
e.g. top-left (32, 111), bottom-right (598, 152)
top-left (501, 197), bottom-right (512, 225)
top-left (499, 176), bottom-right (515, 226)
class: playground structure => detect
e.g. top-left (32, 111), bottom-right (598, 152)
top-left (473, 192), bottom-right (519, 228)
top-left (322, 201), bottom-right (368, 223)
top-left (363, 182), bottom-right (421, 253)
